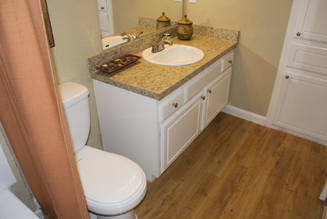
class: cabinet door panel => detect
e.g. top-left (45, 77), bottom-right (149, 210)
top-left (273, 72), bottom-right (327, 141)
top-left (295, 0), bottom-right (327, 43)
top-left (287, 42), bottom-right (327, 76)
top-left (160, 92), bottom-right (203, 173)
top-left (202, 67), bottom-right (232, 130)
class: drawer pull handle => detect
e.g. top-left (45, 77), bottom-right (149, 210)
top-left (201, 96), bottom-right (205, 100)
top-left (172, 103), bottom-right (178, 108)
top-left (296, 32), bottom-right (301, 37)
top-left (101, 6), bottom-right (105, 9)
top-left (285, 75), bottom-right (289, 79)
top-left (207, 89), bottom-right (212, 94)
top-left (228, 60), bottom-right (233, 64)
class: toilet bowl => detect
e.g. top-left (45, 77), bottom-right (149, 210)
top-left (59, 82), bottom-right (147, 219)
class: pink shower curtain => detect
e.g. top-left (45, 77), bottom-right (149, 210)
top-left (0, 0), bottom-right (89, 218)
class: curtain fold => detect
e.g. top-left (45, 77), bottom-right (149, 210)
top-left (0, 1), bottom-right (89, 218)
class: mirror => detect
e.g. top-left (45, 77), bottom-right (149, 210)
top-left (99, 0), bottom-right (183, 50)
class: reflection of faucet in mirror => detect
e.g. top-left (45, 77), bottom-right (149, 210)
top-left (121, 32), bottom-right (134, 41)
top-left (121, 31), bottom-right (144, 41)
top-left (136, 31), bottom-right (144, 39)
top-left (151, 33), bottom-right (173, 53)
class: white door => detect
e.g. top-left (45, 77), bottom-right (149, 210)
top-left (295, 0), bottom-right (327, 43)
top-left (273, 71), bottom-right (327, 141)
top-left (160, 92), bottom-right (203, 173)
top-left (202, 67), bottom-right (232, 130)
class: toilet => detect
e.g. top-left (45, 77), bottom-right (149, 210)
top-left (59, 82), bottom-right (147, 219)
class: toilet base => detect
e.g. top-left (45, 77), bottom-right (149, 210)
top-left (97, 210), bottom-right (137, 219)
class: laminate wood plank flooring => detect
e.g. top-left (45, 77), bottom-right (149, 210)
top-left (135, 113), bottom-right (327, 219)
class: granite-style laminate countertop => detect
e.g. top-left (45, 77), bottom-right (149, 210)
top-left (91, 35), bottom-right (237, 101)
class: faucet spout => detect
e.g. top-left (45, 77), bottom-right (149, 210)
top-left (152, 38), bottom-right (173, 53)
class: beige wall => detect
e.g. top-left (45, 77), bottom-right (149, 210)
top-left (112, 0), bottom-right (182, 33)
top-left (47, 0), bottom-right (103, 149)
top-left (188, 0), bottom-right (293, 116)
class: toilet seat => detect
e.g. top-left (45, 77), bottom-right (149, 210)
top-left (75, 146), bottom-right (147, 215)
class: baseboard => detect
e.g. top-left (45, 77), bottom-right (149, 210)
top-left (222, 105), bottom-right (266, 126)
top-left (222, 105), bottom-right (327, 147)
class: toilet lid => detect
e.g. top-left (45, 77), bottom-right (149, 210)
top-left (75, 146), bottom-right (144, 204)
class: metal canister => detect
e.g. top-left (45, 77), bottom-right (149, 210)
top-left (177, 15), bottom-right (193, 40)
top-left (156, 12), bottom-right (171, 30)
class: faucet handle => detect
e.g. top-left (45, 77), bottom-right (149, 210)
top-left (136, 31), bottom-right (143, 38)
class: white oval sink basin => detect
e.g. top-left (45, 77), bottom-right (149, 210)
top-left (142, 44), bottom-right (204, 66)
top-left (102, 36), bottom-right (134, 50)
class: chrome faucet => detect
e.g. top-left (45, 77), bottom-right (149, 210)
top-left (151, 33), bottom-right (173, 53)
top-left (121, 31), bottom-right (143, 41)
top-left (121, 32), bottom-right (134, 41)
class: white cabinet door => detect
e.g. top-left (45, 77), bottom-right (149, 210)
top-left (160, 92), bottom-right (203, 173)
top-left (273, 71), bottom-right (327, 141)
top-left (202, 67), bottom-right (232, 130)
top-left (295, 0), bottom-right (327, 43)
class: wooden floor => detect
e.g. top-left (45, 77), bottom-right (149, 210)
top-left (135, 113), bottom-right (327, 219)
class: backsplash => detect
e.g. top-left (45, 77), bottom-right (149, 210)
top-left (193, 24), bottom-right (239, 42)
top-left (138, 17), bottom-right (238, 43)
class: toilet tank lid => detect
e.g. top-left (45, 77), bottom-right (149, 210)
top-left (58, 82), bottom-right (89, 109)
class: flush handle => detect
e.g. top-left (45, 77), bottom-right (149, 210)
top-left (172, 103), bottom-right (178, 108)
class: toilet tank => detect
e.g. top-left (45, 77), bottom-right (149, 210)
top-left (58, 82), bottom-right (90, 153)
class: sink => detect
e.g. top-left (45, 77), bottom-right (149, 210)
top-left (102, 36), bottom-right (134, 50)
top-left (142, 44), bottom-right (204, 66)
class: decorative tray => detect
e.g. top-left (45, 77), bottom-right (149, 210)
top-left (96, 54), bottom-right (142, 74)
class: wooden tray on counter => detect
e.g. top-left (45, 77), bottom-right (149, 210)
top-left (96, 54), bottom-right (142, 74)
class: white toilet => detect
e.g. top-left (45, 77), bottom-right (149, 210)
top-left (59, 82), bottom-right (147, 219)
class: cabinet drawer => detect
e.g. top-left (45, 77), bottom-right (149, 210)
top-left (184, 60), bottom-right (221, 102)
top-left (159, 88), bottom-right (184, 122)
top-left (221, 51), bottom-right (234, 73)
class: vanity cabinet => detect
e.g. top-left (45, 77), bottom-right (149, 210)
top-left (93, 51), bottom-right (234, 181)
